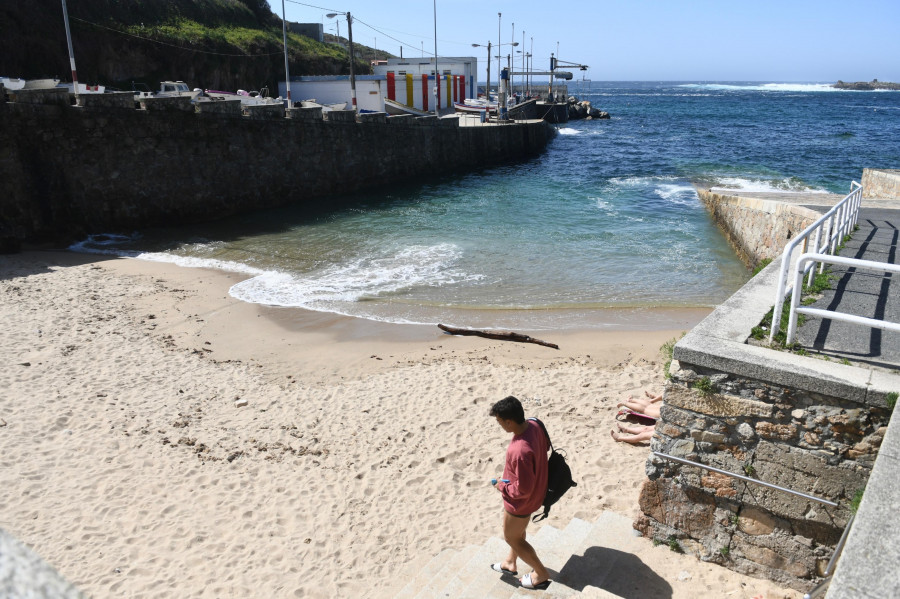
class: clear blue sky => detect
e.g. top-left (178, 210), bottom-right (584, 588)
top-left (281, 0), bottom-right (900, 82)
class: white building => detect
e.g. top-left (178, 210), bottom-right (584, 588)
top-left (278, 56), bottom-right (477, 113)
top-left (372, 57), bottom-right (477, 111)
top-left (279, 75), bottom-right (385, 112)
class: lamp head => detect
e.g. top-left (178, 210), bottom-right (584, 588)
top-left (326, 13), bottom-right (337, 18)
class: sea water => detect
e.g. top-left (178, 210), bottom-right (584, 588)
top-left (72, 82), bottom-right (900, 330)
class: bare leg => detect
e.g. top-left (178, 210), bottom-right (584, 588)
top-left (617, 422), bottom-right (654, 435)
top-left (645, 390), bottom-right (663, 403)
top-left (502, 511), bottom-right (549, 585)
top-left (617, 392), bottom-right (661, 419)
top-left (610, 426), bottom-right (656, 444)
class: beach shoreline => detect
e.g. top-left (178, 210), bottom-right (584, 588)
top-left (0, 251), bottom-right (799, 598)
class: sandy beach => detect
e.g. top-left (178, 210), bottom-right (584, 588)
top-left (0, 251), bottom-right (800, 598)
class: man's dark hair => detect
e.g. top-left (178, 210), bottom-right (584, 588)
top-left (489, 395), bottom-right (525, 424)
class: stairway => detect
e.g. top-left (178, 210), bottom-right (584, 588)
top-left (390, 511), bottom-right (644, 599)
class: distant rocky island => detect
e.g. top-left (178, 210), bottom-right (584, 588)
top-left (833, 79), bottom-right (900, 90)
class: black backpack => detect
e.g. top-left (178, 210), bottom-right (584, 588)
top-left (529, 418), bottom-right (577, 523)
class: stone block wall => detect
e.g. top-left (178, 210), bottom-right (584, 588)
top-left (76, 92), bottom-right (135, 110)
top-left (861, 168), bottom-right (900, 200)
top-left (637, 361), bottom-right (890, 591)
top-left (0, 98), bottom-right (555, 243)
top-left (697, 190), bottom-right (821, 268)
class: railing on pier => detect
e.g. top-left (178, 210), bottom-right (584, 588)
top-left (652, 452), bottom-right (854, 599)
top-left (785, 254), bottom-right (900, 345)
top-left (769, 182), bottom-right (863, 342)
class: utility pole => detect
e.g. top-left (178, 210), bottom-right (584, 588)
top-left (60, 0), bottom-right (79, 103)
top-left (280, 0), bottom-right (291, 107)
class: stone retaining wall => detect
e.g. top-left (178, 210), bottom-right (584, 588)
top-left (638, 362), bottom-right (888, 591)
top-left (861, 168), bottom-right (900, 200)
top-left (636, 256), bottom-right (898, 593)
top-left (0, 97), bottom-right (554, 243)
top-left (696, 190), bottom-right (821, 268)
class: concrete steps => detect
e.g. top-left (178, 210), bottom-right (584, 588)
top-left (391, 511), bottom-right (643, 599)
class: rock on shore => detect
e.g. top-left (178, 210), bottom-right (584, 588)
top-left (566, 96), bottom-right (610, 120)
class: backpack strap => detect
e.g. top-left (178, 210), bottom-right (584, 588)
top-left (528, 417), bottom-right (554, 453)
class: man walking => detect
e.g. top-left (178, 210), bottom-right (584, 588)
top-left (489, 396), bottom-right (551, 590)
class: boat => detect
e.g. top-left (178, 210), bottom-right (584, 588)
top-left (454, 98), bottom-right (497, 115)
top-left (134, 81), bottom-right (202, 102)
top-left (0, 77), bottom-right (26, 90)
top-left (384, 98), bottom-right (431, 117)
top-left (23, 78), bottom-right (60, 90)
top-left (299, 99), bottom-right (349, 112)
top-left (58, 82), bottom-right (106, 94)
top-left (204, 87), bottom-right (283, 106)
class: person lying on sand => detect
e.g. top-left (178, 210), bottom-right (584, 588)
top-left (611, 390), bottom-right (663, 444)
top-left (616, 390), bottom-right (662, 420)
top-left (610, 422), bottom-right (656, 444)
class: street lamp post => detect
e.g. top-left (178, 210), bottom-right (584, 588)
top-left (326, 11), bottom-right (357, 111)
top-left (280, 0), bottom-right (291, 107)
top-left (433, 0), bottom-right (439, 116)
top-left (497, 12), bottom-right (501, 105)
top-left (471, 42), bottom-right (491, 100)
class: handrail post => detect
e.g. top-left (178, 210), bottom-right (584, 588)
top-left (785, 255), bottom-right (810, 345)
top-left (808, 227), bottom-right (822, 287)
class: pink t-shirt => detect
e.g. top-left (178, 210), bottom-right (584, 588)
top-left (498, 420), bottom-right (549, 516)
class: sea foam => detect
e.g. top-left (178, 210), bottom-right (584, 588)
top-left (228, 243), bottom-right (481, 311)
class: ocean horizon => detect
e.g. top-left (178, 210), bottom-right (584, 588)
top-left (72, 81), bottom-right (900, 330)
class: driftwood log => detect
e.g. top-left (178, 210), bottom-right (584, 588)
top-left (437, 324), bottom-right (559, 350)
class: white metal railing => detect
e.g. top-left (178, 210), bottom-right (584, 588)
top-left (769, 182), bottom-right (863, 343)
top-left (785, 253), bottom-right (900, 345)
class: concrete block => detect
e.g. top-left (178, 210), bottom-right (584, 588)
top-left (324, 109), bottom-right (356, 123)
top-left (7, 88), bottom-right (70, 106)
top-left (140, 96), bottom-right (193, 112)
top-left (665, 385), bottom-right (773, 418)
top-left (387, 114), bottom-right (416, 125)
top-left (0, 529), bottom-right (86, 598)
top-left (242, 104), bottom-right (284, 120)
top-left (76, 91), bottom-right (134, 110)
top-left (196, 99), bottom-right (242, 116)
top-left (288, 106), bottom-right (323, 120)
top-left (356, 111), bottom-right (387, 124)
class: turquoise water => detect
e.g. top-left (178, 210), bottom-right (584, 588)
top-left (73, 82), bottom-right (900, 329)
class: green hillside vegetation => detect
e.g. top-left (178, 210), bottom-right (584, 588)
top-left (0, 0), bottom-right (393, 94)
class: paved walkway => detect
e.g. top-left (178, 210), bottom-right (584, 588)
top-left (795, 205), bottom-right (900, 370)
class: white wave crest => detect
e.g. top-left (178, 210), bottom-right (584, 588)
top-left (558, 127), bottom-right (580, 135)
top-left (654, 183), bottom-right (699, 205)
top-left (229, 243), bottom-right (481, 308)
top-left (710, 177), bottom-right (828, 193)
top-left (678, 83), bottom-right (842, 93)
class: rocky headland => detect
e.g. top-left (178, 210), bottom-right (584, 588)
top-left (833, 79), bottom-right (900, 90)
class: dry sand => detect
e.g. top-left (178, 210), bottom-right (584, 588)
top-left (0, 251), bottom-right (800, 598)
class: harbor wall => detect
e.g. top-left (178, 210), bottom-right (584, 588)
top-left (861, 168), bottom-right (900, 200)
top-left (696, 190), bottom-right (821, 269)
top-left (0, 93), bottom-right (555, 243)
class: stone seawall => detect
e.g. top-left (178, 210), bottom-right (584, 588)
top-left (636, 253), bottom-right (898, 592)
top-left (861, 168), bottom-right (900, 200)
top-left (696, 190), bottom-right (822, 269)
top-left (0, 96), bottom-right (555, 243)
